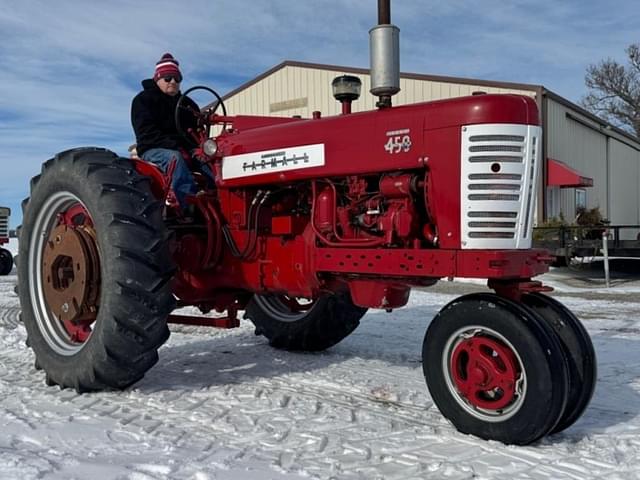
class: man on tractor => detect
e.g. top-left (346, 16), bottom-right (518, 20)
top-left (131, 52), bottom-right (213, 213)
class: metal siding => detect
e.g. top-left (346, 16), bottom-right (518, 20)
top-left (609, 139), bottom-right (640, 237)
top-left (292, 65), bottom-right (301, 103)
top-left (545, 99), bottom-right (608, 220)
top-left (225, 65), bottom-right (535, 118)
top-left (250, 79), bottom-right (258, 114)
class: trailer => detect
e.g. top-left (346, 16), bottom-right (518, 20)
top-left (534, 224), bottom-right (640, 265)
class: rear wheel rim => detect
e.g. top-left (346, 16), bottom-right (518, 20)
top-left (443, 325), bottom-right (527, 422)
top-left (28, 191), bottom-right (101, 355)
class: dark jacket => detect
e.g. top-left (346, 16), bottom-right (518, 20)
top-left (131, 79), bottom-right (199, 156)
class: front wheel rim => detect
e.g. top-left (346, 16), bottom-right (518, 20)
top-left (443, 325), bottom-right (527, 422)
top-left (28, 191), bottom-right (101, 355)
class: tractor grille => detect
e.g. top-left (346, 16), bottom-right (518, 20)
top-left (0, 209), bottom-right (8, 240)
top-left (461, 124), bottom-right (542, 249)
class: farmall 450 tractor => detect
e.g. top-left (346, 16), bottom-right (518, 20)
top-left (18, 1), bottom-right (595, 445)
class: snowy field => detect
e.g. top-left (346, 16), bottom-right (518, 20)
top-left (2, 239), bottom-right (640, 479)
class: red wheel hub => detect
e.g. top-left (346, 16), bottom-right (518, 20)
top-left (451, 335), bottom-right (520, 410)
top-left (42, 217), bottom-right (100, 344)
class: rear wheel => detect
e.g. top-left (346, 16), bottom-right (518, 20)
top-left (0, 248), bottom-right (13, 275)
top-left (422, 293), bottom-right (569, 445)
top-left (18, 148), bottom-right (175, 392)
top-left (522, 293), bottom-right (596, 433)
top-left (245, 292), bottom-right (367, 351)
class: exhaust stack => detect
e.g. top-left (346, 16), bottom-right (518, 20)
top-left (369, 0), bottom-right (400, 108)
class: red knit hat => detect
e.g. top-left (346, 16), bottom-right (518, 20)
top-left (153, 53), bottom-right (182, 81)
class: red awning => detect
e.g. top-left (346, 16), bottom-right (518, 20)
top-left (547, 158), bottom-right (593, 188)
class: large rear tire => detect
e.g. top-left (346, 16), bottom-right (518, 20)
top-left (422, 293), bottom-right (570, 445)
top-left (245, 292), bottom-right (367, 351)
top-left (0, 248), bottom-right (13, 275)
top-left (18, 148), bottom-right (175, 392)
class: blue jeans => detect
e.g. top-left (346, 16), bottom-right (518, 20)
top-left (141, 148), bottom-right (213, 209)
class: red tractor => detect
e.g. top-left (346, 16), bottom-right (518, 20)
top-left (0, 206), bottom-right (12, 275)
top-left (17, 3), bottom-right (595, 445)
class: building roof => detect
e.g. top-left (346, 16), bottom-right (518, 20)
top-left (221, 60), bottom-right (640, 147)
top-left (222, 60), bottom-right (542, 100)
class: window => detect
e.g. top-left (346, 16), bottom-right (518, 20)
top-left (575, 189), bottom-right (586, 213)
top-left (546, 186), bottom-right (560, 218)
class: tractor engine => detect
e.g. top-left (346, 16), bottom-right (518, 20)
top-left (313, 174), bottom-right (421, 247)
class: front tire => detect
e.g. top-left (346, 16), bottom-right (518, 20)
top-left (422, 293), bottom-right (570, 445)
top-left (522, 293), bottom-right (596, 434)
top-left (245, 291), bottom-right (367, 351)
top-left (19, 148), bottom-right (175, 392)
top-left (0, 248), bottom-right (13, 275)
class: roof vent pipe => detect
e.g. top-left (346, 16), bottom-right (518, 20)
top-left (369, 0), bottom-right (400, 108)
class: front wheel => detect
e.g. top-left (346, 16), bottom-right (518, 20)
top-left (422, 293), bottom-right (570, 445)
top-left (245, 291), bottom-right (367, 351)
top-left (18, 148), bottom-right (175, 392)
top-left (0, 248), bottom-right (13, 275)
top-left (522, 293), bottom-right (596, 434)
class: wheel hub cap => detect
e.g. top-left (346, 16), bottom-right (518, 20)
top-left (451, 336), bottom-right (520, 410)
top-left (42, 224), bottom-right (100, 342)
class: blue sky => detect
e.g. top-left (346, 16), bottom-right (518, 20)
top-left (1, 0), bottom-right (638, 226)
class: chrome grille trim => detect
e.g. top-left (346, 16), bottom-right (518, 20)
top-left (468, 155), bottom-right (523, 163)
top-left (468, 173), bottom-right (522, 181)
top-left (468, 211), bottom-right (518, 218)
top-left (468, 221), bottom-right (517, 228)
top-left (469, 145), bottom-right (522, 153)
top-left (0, 215), bottom-right (8, 239)
top-left (468, 184), bottom-right (520, 191)
top-left (468, 232), bottom-right (515, 239)
top-left (461, 124), bottom-right (542, 249)
top-left (468, 193), bottom-right (520, 201)
top-left (469, 135), bottom-right (525, 142)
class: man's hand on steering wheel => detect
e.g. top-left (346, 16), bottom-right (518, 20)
top-left (175, 86), bottom-right (228, 149)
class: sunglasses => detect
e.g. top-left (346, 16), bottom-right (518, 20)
top-left (162, 75), bottom-right (182, 83)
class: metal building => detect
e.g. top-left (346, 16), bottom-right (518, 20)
top-left (222, 61), bottom-right (640, 233)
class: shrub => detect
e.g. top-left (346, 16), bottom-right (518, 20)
top-left (575, 206), bottom-right (608, 239)
top-left (533, 213), bottom-right (568, 241)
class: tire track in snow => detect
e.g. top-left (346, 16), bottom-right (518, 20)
top-left (3, 345), bottom-right (621, 480)
top-left (1, 281), bottom-right (639, 479)
top-left (0, 306), bottom-right (20, 329)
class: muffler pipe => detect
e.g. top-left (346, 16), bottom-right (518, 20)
top-left (378, 0), bottom-right (390, 24)
top-left (370, 0), bottom-right (400, 108)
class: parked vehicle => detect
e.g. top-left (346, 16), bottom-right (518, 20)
top-left (0, 206), bottom-right (13, 275)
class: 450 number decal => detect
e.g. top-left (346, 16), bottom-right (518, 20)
top-left (384, 128), bottom-right (412, 154)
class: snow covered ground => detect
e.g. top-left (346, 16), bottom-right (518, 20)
top-left (2, 240), bottom-right (640, 479)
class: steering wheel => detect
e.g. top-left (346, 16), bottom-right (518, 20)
top-left (175, 85), bottom-right (228, 147)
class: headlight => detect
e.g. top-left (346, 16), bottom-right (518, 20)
top-left (203, 139), bottom-right (218, 157)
